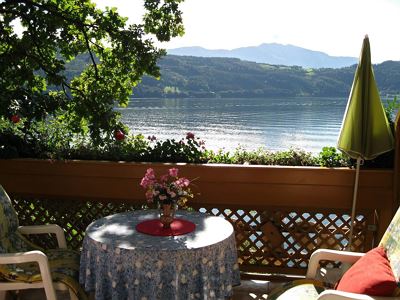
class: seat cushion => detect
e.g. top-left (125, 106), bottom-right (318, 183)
top-left (267, 279), bottom-right (327, 300)
top-left (46, 248), bottom-right (81, 279)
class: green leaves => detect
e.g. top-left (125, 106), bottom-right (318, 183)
top-left (0, 0), bottom-right (185, 145)
top-left (318, 147), bottom-right (350, 167)
top-left (143, 0), bottom-right (185, 41)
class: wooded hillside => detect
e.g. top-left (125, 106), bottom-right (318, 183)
top-left (67, 55), bottom-right (400, 98)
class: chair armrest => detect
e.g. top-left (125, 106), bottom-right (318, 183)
top-left (307, 249), bottom-right (365, 279)
top-left (318, 289), bottom-right (400, 300)
top-left (0, 251), bottom-right (57, 299)
top-left (0, 250), bottom-right (48, 265)
top-left (18, 224), bottom-right (67, 249)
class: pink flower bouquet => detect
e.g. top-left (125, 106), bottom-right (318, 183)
top-left (140, 168), bottom-right (194, 208)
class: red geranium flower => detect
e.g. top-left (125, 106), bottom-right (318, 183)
top-left (10, 115), bottom-right (20, 123)
top-left (114, 129), bottom-right (125, 141)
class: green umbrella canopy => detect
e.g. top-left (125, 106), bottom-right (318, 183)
top-left (337, 35), bottom-right (394, 160)
top-left (338, 35), bottom-right (394, 250)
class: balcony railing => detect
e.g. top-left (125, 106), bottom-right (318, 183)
top-left (1, 158), bottom-right (398, 277)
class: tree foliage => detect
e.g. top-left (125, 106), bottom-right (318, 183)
top-left (0, 0), bottom-right (184, 144)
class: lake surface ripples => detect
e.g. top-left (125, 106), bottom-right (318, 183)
top-left (118, 97), bottom-right (347, 154)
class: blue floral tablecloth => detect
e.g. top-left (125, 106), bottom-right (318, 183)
top-left (79, 210), bottom-right (241, 300)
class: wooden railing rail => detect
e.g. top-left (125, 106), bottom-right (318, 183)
top-left (0, 159), bottom-right (395, 276)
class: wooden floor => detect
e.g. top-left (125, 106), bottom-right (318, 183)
top-left (7, 279), bottom-right (286, 300)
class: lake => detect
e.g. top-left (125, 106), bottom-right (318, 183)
top-left (117, 97), bottom-right (347, 154)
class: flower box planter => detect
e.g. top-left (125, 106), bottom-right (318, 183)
top-left (0, 158), bottom-right (394, 215)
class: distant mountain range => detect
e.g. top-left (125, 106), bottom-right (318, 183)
top-left (167, 43), bottom-right (358, 69)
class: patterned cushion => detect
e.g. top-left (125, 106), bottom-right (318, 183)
top-left (46, 248), bottom-right (81, 279)
top-left (379, 206), bottom-right (400, 282)
top-left (0, 185), bottom-right (19, 241)
top-left (267, 279), bottom-right (328, 300)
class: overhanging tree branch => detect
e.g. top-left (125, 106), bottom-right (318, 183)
top-left (81, 27), bottom-right (99, 79)
top-left (0, 0), bottom-right (185, 144)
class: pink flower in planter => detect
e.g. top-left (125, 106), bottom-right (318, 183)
top-left (186, 132), bottom-right (195, 139)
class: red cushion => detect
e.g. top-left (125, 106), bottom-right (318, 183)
top-left (335, 246), bottom-right (397, 296)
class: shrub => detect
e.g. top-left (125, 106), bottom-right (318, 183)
top-left (271, 148), bottom-right (318, 166)
top-left (318, 147), bottom-right (351, 167)
top-left (142, 133), bottom-right (208, 163)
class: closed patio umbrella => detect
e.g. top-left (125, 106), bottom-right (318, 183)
top-left (337, 35), bottom-right (394, 249)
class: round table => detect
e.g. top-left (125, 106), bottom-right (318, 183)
top-left (79, 210), bottom-right (241, 300)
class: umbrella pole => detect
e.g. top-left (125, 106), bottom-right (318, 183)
top-left (347, 156), bottom-right (362, 250)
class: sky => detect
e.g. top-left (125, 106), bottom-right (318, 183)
top-left (96, 0), bottom-right (400, 63)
